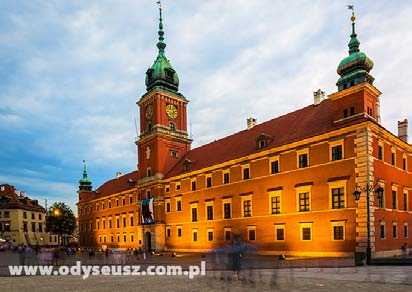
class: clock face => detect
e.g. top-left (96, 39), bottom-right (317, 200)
top-left (145, 104), bottom-right (153, 119)
top-left (166, 104), bottom-right (178, 119)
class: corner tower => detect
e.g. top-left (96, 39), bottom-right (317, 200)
top-left (329, 8), bottom-right (381, 125)
top-left (136, 3), bottom-right (192, 182)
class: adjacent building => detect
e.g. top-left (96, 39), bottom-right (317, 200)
top-left (0, 184), bottom-right (49, 246)
top-left (77, 8), bottom-right (412, 258)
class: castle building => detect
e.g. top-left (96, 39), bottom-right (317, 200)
top-left (77, 7), bottom-right (412, 258)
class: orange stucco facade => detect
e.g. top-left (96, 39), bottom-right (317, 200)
top-left (77, 11), bottom-right (412, 258)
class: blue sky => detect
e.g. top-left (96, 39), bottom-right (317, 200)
top-left (1, 0), bottom-right (412, 213)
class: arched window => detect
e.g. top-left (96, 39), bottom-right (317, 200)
top-left (170, 122), bottom-right (175, 131)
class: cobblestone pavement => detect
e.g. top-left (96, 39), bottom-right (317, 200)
top-left (1, 272), bottom-right (411, 292)
top-left (1, 251), bottom-right (411, 291)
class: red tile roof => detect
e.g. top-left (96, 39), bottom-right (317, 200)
top-left (165, 99), bottom-right (365, 178)
top-left (0, 184), bottom-right (45, 211)
top-left (94, 170), bottom-right (138, 199)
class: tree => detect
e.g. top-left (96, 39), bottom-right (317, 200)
top-left (46, 202), bottom-right (76, 245)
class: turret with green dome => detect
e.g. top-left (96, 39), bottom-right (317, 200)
top-left (79, 160), bottom-right (92, 191)
top-left (336, 8), bottom-right (374, 91)
top-left (145, 2), bottom-right (179, 93)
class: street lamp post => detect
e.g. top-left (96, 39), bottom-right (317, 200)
top-left (353, 184), bottom-right (384, 265)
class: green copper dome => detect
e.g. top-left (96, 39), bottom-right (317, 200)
top-left (145, 5), bottom-right (179, 92)
top-left (336, 12), bottom-right (374, 91)
top-left (79, 160), bottom-right (92, 191)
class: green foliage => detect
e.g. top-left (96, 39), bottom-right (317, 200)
top-left (45, 202), bottom-right (76, 237)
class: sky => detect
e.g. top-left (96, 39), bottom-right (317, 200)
top-left (1, 0), bottom-right (412, 214)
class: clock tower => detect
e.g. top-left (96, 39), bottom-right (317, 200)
top-left (136, 4), bottom-right (192, 182)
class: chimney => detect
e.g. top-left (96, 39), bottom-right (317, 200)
top-left (313, 89), bottom-right (325, 105)
top-left (247, 118), bottom-right (257, 130)
top-left (116, 172), bottom-right (122, 179)
top-left (398, 119), bottom-right (408, 143)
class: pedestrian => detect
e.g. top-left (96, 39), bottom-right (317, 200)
top-left (401, 243), bottom-right (408, 257)
top-left (143, 248), bottom-right (146, 260)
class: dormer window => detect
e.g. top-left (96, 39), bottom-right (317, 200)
top-left (256, 132), bottom-right (274, 150)
top-left (146, 69), bottom-right (154, 82)
top-left (165, 68), bottom-right (174, 81)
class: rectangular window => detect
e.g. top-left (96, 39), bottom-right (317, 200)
top-left (166, 202), bottom-right (171, 213)
top-left (331, 145), bottom-right (343, 161)
top-left (391, 152), bottom-right (396, 166)
top-left (225, 230), bottom-right (231, 241)
top-left (207, 230), bottom-right (214, 241)
top-left (111, 235), bottom-right (114, 243)
top-left (243, 167), bottom-right (250, 180)
top-left (378, 146), bottom-right (383, 160)
top-left (166, 227), bottom-right (171, 238)
top-left (243, 200), bottom-right (252, 217)
top-left (31, 213), bottom-right (35, 220)
top-left (271, 160), bottom-right (279, 174)
top-left (223, 202), bottom-right (231, 219)
top-left (302, 227), bottom-right (311, 240)
top-left (404, 193), bottom-right (408, 211)
top-left (404, 224), bottom-right (408, 238)
top-left (192, 230), bottom-right (198, 242)
top-left (109, 218), bottom-right (112, 228)
top-left (130, 216), bottom-right (134, 226)
top-left (123, 234), bottom-right (127, 242)
top-left (38, 223), bottom-right (43, 232)
top-left (248, 229), bottom-right (256, 241)
top-left (333, 226), bottom-right (344, 240)
top-left (299, 192), bottom-right (310, 212)
top-left (23, 212), bottom-right (27, 219)
top-left (122, 198), bottom-right (125, 205)
top-left (298, 153), bottom-right (308, 168)
top-left (207, 205), bottom-right (213, 220)
top-left (116, 199), bottom-right (119, 207)
top-left (380, 223), bottom-right (385, 239)
top-left (271, 196), bottom-right (281, 214)
top-left (123, 217), bottom-right (126, 227)
top-left (332, 187), bottom-right (345, 209)
top-left (275, 225), bottom-right (285, 241)
top-left (392, 190), bottom-right (397, 210)
top-left (39, 214), bottom-right (42, 220)
top-left (191, 207), bottom-right (198, 222)
top-left (4, 211), bottom-right (10, 218)
top-left (23, 222), bottom-right (28, 232)
top-left (177, 226), bottom-right (182, 237)
top-left (403, 158), bottom-right (407, 171)
top-left (176, 199), bottom-right (182, 212)
top-left (129, 196), bottom-right (133, 204)
top-left (116, 218), bottom-right (120, 228)
top-left (223, 172), bottom-right (230, 184)
top-left (31, 222), bottom-right (36, 232)
top-left (206, 177), bottom-right (212, 188)
top-left (393, 224), bottom-right (397, 238)
top-left (130, 234), bottom-right (134, 243)
top-left (191, 181), bottom-right (196, 191)
top-left (378, 189), bottom-right (384, 208)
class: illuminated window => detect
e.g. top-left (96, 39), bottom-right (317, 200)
top-left (331, 187), bottom-right (345, 209)
top-left (269, 190), bottom-right (282, 215)
top-left (298, 192), bottom-right (310, 212)
top-left (242, 199), bottom-right (252, 217)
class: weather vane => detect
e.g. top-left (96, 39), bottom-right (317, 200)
top-left (157, 0), bottom-right (162, 10)
top-left (347, 4), bottom-right (356, 21)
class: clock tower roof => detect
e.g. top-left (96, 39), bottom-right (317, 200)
top-left (145, 3), bottom-right (179, 93)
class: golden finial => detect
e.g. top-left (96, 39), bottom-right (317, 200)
top-left (347, 5), bottom-right (355, 22)
top-left (157, 0), bottom-right (162, 11)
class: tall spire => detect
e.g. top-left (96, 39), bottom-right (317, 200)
top-left (145, 0), bottom-right (180, 93)
top-left (157, 1), bottom-right (166, 53)
top-left (336, 6), bottom-right (374, 91)
top-left (79, 160), bottom-right (92, 191)
top-left (348, 6), bottom-right (360, 54)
